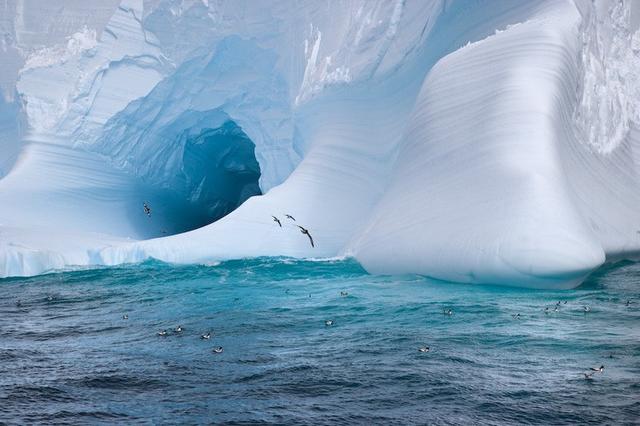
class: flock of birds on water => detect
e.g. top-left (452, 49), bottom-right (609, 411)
top-left (95, 293), bottom-right (633, 381)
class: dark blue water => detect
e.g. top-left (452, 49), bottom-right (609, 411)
top-left (1, 258), bottom-right (639, 425)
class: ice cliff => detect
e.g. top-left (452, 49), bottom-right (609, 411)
top-left (0, 0), bottom-right (639, 288)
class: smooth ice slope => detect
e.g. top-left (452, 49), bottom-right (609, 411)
top-left (0, 0), bottom-right (639, 288)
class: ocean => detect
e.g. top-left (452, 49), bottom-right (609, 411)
top-left (1, 258), bottom-right (639, 424)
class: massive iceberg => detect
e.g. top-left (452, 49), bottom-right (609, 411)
top-left (0, 0), bottom-right (639, 288)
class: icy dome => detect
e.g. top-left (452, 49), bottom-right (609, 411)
top-left (0, 0), bottom-right (639, 288)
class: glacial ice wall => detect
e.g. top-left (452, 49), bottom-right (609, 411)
top-left (0, 0), bottom-right (639, 288)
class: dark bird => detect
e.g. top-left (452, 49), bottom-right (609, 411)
top-left (158, 329), bottom-right (168, 336)
top-left (584, 372), bottom-right (595, 380)
top-left (201, 332), bottom-right (211, 340)
top-left (589, 365), bottom-right (604, 373)
top-left (512, 313), bottom-right (521, 319)
top-left (340, 291), bottom-right (348, 297)
top-left (15, 300), bottom-right (22, 307)
top-left (272, 216), bottom-right (282, 227)
top-left (544, 307), bottom-right (550, 314)
top-left (285, 214), bottom-right (296, 221)
top-left (325, 320), bottom-right (334, 326)
top-left (297, 225), bottom-right (314, 247)
top-left (418, 346), bottom-right (430, 353)
top-left (443, 308), bottom-right (453, 316)
top-left (212, 347), bottom-right (223, 354)
top-left (583, 306), bottom-right (591, 313)
top-left (626, 299), bottom-right (631, 306)
top-left (143, 202), bottom-right (151, 217)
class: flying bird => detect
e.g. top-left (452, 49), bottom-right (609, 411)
top-left (272, 216), bottom-right (282, 227)
top-left (143, 202), bottom-right (151, 217)
top-left (297, 225), bottom-right (314, 247)
top-left (285, 214), bottom-right (296, 221)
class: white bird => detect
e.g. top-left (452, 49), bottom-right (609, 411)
top-left (583, 306), bottom-right (591, 313)
top-left (175, 325), bottom-right (183, 333)
top-left (325, 320), bottom-right (334, 326)
top-left (200, 332), bottom-right (211, 340)
top-left (212, 347), bottom-right (223, 354)
top-left (122, 314), bottom-right (128, 320)
top-left (158, 330), bottom-right (168, 336)
top-left (418, 347), bottom-right (430, 353)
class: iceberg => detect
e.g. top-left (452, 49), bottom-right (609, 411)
top-left (0, 0), bottom-right (639, 288)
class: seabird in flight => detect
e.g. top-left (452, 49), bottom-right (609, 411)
top-left (297, 225), bottom-right (314, 247)
top-left (285, 214), bottom-right (296, 221)
top-left (272, 216), bottom-right (282, 227)
top-left (143, 202), bottom-right (151, 217)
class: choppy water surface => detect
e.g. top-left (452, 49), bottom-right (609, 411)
top-left (1, 258), bottom-right (639, 425)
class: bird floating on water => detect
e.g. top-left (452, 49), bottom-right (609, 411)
top-left (297, 225), bottom-right (314, 247)
top-left (340, 291), bottom-right (348, 297)
top-left (418, 347), bottom-right (430, 353)
top-left (583, 306), bottom-right (591, 313)
top-left (122, 314), bottom-right (128, 320)
top-left (212, 347), bottom-right (223, 354)
top-left (285, 214), bottom-right (296, 221)
top-left (325, 320), bottom-right (334, 326)
top-left (272, 215), bottom-right (282, 227)
top-left (158, 330), bottom-right (168, 336)
top-left (512, 313), bottom-right (521, 319)
top-left (175, 325), bottom-right (183, 333)
top-left (544, 307), bottom-right (550, 314)
top-left (589, 365), bottom-right (604, 373)
top-left (443, 308), bottom-right (453, 316)
top-left (201, 332), bottom-right (211, 340)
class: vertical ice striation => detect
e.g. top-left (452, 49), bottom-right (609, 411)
top-left (0, 0), bottom-right (639, 287)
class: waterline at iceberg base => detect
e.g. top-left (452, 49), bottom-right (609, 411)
top-left (0, 0), bottom-right (640, 288)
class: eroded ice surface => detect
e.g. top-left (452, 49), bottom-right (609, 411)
top-left (0, 0), bottom-right (639, 288)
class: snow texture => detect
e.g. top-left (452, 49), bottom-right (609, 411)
top-left (0, 0), bottom-right (639, 288)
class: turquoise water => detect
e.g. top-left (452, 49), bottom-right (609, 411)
top-left (1, 258), bottom-right (639, 424)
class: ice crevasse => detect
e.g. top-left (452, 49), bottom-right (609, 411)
top-left (0, 0), bottom-right (639, 288)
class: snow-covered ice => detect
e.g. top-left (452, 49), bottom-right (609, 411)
top-left (0, 0), bottom-right (639, 288)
